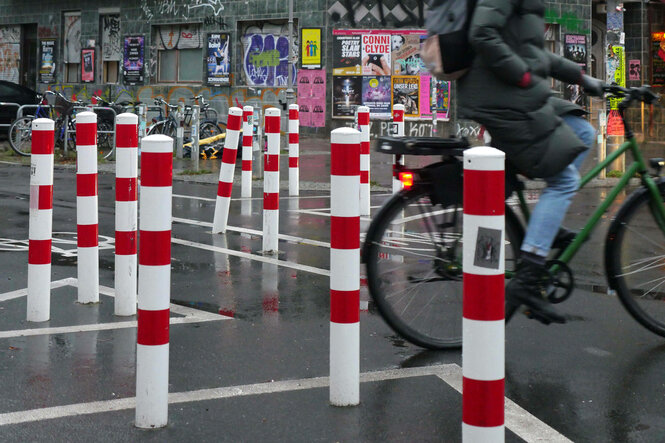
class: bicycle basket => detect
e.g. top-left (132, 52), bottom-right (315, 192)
top-left (54, 93), bottom-right (74, 116)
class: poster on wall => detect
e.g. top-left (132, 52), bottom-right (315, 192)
top-left (652, 32), bottom-right (665, 87)
top-left (81, 48), bottom-right (95, 83)
top-left (392, 34), bottom-right (425, 75)
top-left (628, 59), bottom-right (641, 81)
top-left (333, 35), bottom-right (361, 75)
top-left (297, 69), bottom-right (326, 127)
top-left (361, 34), bottom-right (391, 75)
top-left (362, 76), bottom-right (391, 117)
top-left (207, 33), bottom-right (231, 86)
top-left (298, 99), bottom-right (312, 127)
top-left (392, 76), bottom-right (420, 117)
top-left (311, 101), bottom-right (326, 127)
top-left (564, 34), bottom-right (586, 67)
top-left (333, 76), bottom-right (362, 117)
top-left (39, 39), bottom-right (56, 84)
top-left (123, 35), bottom-right (144, 85)
top-left (301, 28), bottom-right (322, 69)
top-left (436, 80), bottom-right (451, 119)
top-left (239, 21), bottom-right (297, 87)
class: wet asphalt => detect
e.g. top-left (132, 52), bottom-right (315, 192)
top-left (0, 140), bottom-right (664, 441)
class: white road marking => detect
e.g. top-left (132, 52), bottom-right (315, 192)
top-left (0, 280), bottom-right (230, 339)
top-left (173, 193), bottom-right (332, 203)
top-left (171, 237), bottom-right (330, 277)
top-left (173, 216), bottom-right (331, 248)
top-left (0, 363), bottom-right (573, 442)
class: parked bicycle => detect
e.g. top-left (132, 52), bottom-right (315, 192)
top-left (362, 84), bottom-right (665, 350)
top-left (91, 95), bottom-right (143, 159)
top-left (147, 96), bottom-right (224, 142)
top-left (9, 91), bottom-right (78, 156)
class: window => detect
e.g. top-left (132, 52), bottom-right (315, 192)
top-left (154, 24), bottom-right (203, 83)
top-left (63, 12), bottom-right (81, 83)
top-left (100, 13), bottom-right (121, 84)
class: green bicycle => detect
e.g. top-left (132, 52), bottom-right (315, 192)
top-left (362, 84), bottom-right (665, 350)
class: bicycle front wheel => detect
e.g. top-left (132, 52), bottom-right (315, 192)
top-left (97, 120), bottom-right (115, 159)
top-left (9, 116), bottom-right (35, 156)
top-left (200, 121), bottom-right (222, 140)
top-left (606, 181), bottom-right (665, 337)
top-left (364, 186), bottom-right (522, 350)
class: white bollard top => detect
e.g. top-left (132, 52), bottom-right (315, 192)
top-left (289, 104), bottom-right (299, 111)
top-left (331, 127), bottom-right (360, 144)
top-left (76, 111), bottom-right (97, 124)
top-left (357, 106), bottom-right (369, 113)
top-left (228, 106), bottom-right (243, 116)
top-left (265, 107), bottom-right (280, 117)
top-left (243, 105), bottom-right (253, 112)
top-left (32, 118), bottom-right (54, 131)
top-left (393, 104), bottom-right (405, 111)
top-left (463, 146), bottom-right (505, 171)
top-left (141, 134), bottom-right (174, 153)
top-left (116, 112), bottom-right (138, 125)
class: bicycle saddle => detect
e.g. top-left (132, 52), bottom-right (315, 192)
top-left (376, 136), bottom-right (469, 156)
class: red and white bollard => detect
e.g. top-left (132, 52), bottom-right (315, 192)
top-left (115, 113), bottom-right (139, 316)
top-left (241, 106), bottom-right (254, 199)
top-left (288, 104), bottom-right (299, 196)
top-left (357, 106), bottom-right (370, 216)
top-left (136, 134), bottom-right (173, 429)
top-left (462, 146), bottom-right (505, 442)
top-left (212, 107), bottom-right (243, 234)
top-left (27, 118), bottom-right (55, 322)
top-left (329, 127), bottom-right (361, 406)
top-left (263, 108), bottom-right (280, 254)
top-left (76, 111), bottom-right (99, 304)
top-left (392, 104), bottom-right (405, 194)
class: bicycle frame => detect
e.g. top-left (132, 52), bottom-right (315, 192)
top-left (512, 133), bottom-right (665, 274)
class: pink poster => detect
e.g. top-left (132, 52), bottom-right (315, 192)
top-left (311, 69), bottom-right (326, 97)
top-left (420, 75), bottom-right (431, 115)
top-left (297, 97), bottom-right (312, 127)
top-left (310, 99), bottom-right (326, 127)
top-left (297, 70), bottom-right (312, 97)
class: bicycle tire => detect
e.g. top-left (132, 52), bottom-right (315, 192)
top-left (8, 116), bottom-right (35, 156)
top-left (606, 179), bottom-right (665, 338)
top-left (364, 186), bottom-right (523, 350)
top-left (147, 120), bottom-right (166, 136)
top-left (97, 120), bottom-right (115, 159)
top-left (199, 121), bottom-right (222, 140)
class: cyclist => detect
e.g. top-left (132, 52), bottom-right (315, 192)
top-left (457, 0), bottom-right (604, 324)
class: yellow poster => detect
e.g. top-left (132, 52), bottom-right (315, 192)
top-left (301, 28), bottom-right (322, 69)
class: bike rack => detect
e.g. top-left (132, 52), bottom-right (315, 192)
top-left (63, 105), bottom-right (117, 158)
top-left (16, 103), bottom-right (54, 120)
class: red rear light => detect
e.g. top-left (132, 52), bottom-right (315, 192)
top-left (399, 171), bottom-right (414, 189)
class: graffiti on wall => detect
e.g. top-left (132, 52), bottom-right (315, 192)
top-left (139, 0), bottom-right (226, 21)
top-left (328, 0), bottom-right (425, 28)
top-left (240, 22), bottom-right (297, 87)
top-left (101, 15), bottom-right (122, 61)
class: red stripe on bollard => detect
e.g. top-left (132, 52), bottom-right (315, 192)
top-left (462, 377), bottom-right (505, 427)
top-left (330, 217), bottom-right (360, 249)
top-left (76, 173), bottom-right (97, 197)
top-left (38, 185), bottom-right (53, 210)
top-left (330, 289), bottom-right (360, 323)
top-left (76, 122), bottom-right (97, 145)
top-left (265, 116), bottom-right (280, 133)
top-left (330, 144), bottom-right (360, 175)
top-left (115, 177), bottom-right (138, 201)
top-left (221, 148), bottom-right (236, 164)
top-left (289, 133), bottom-right (299, 144)
top-left (227, 113), bottom-right (243, 131)
top-left (358, 113), bottom-right (370, 126)
top-left (289, 109), bottom-right (299, 120)
top-left (140, 153), bottom-right (173, 186)
top-left (77, 224), bottom-right (99, 247)
top-left (138, 230), bottom-right (172, 266)
top-left (263, 193), bottom-right (279, 210)
top-left (115, 231), bottom-right (138, 255)
top-left (217, 181), bottom-right (233, 198)
top-left (28, 239), bottom-right (51, 264)
top-left (462, 273), bottom-right (505, 321)
top-left (463, 170), bottom-right (505, 216)
top-left (137, 309), bottom-right (170, 345)
top-left (360, 141), bottom-right (370, 155)
top-left (288, 157), bottom-right (299, 168)
top-left (243, 135), bottom-right (253, 146)
top-left (242, 160), bottom-right (252, 171)
top-left (31, 130), bottom-right (55, 154)
top-left (116, 124), bottom-right (138, 148)
top-left (393, 109), bottom-right (404, 122)
top-left (265, 154), bottom-right (280, 172)
top-left (360, 171), bottom-right (369, 184)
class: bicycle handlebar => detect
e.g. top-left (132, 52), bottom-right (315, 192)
top-left (602, 83), bottom-right (660, 106)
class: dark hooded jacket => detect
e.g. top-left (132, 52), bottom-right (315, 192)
top-left (457, 0), bottom-right (588, 178)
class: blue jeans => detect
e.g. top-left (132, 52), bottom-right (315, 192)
top-left (520, 115), bottom-right (595, 257)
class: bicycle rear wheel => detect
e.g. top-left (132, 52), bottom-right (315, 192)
top-left (200, 121), bottom-right (223, 140)
top-left (364, 186), bottom-right (522, 350)
top-left (9, 116), bottom-right (35, 156)
top-left (606, 181), bottom-right (665, 337)
top-left (97, 120), bottom-right (114, 159)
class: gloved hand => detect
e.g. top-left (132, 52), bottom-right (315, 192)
top-left (580, 75), bottom-right (604, 97)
